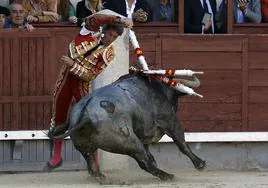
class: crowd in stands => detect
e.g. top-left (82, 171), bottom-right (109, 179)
top-left (1, 0), bottom-right (268, 33)
top-left (185, 0), bottom-right (266, 34)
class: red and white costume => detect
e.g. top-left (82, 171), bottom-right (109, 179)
top-left (48, 14), bottom-right (122, 168)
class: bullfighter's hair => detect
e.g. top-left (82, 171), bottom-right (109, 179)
top-left (102, 23), bottom-right (124, 36)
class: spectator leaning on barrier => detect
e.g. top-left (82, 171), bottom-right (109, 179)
top-left (3, 3), bottom-right (34, 31)
top-left (152, 0), bottom-right (173, 22)
top-left (22, 0), bottom-right (59, 23)
top-left (215, 0), bottom-right (227, 33)
top-left (0, 5), bottom-right (10, 28)
top-left (103, 0), bottom-right (153, 22)
top-left (57, 0), bottom-right (77, 23)
top-left (233, 0), bottom-right (262, 23)
top-left (76, 0), bottom-right (103, 27)
top-left (261, 0), bottom-right (268, 22)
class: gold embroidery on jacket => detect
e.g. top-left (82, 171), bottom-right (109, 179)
top-left (69, 40), bottom-right (99, 59)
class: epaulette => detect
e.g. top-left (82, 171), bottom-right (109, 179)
top-left (69, 34), bottom-right (99, 59)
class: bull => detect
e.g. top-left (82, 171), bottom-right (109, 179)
top-left (50, 72), bottom-right (206, 182)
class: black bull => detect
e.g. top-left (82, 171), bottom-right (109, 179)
top-left (50, 73), bottom-right (206, 181)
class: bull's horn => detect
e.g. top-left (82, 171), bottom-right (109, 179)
top-left (177, 75), bottom-right (200, 88)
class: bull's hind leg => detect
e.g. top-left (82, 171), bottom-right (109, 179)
top-left (72, 141), bottom-right (104, 179)
top-left (167, 121), bottom-right (206, 170)
top-left (81, 151), bottom-right (103, 177)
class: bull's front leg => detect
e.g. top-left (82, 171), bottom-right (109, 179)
top-left (175, 140), bottom-right (206, 170)
top-left (167, 121), bottom-right (206, 170)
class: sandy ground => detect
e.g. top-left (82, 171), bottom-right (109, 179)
top-left (0, 168), bottom-right (268, 188)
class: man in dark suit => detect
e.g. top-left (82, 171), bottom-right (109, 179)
top-left (103, 0), bottom-right (153, 22)
top-left (184, 0), bottom-right (217, 33)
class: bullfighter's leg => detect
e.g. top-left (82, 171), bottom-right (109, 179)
top-left (167, 121), bottom-right (206, 170)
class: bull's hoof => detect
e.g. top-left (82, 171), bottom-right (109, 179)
top-left (195, 160), bottom-right (206, 171)
top-left (160, 173), bottom-right (174, 181)
top-left (94, 174), bottom-right (108, 184)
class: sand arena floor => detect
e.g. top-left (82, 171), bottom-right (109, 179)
top-left (0, 168), bottom-right (268, 188)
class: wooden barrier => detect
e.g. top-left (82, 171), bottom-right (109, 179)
top-left (0, 28), bottom-right (78, 131)
top-left (130, 34), bottom-right (268, 132)
top-left (1, 28), bottom-right (268, 132)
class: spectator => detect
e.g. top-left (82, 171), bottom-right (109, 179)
top-left (76, 0), bottom-right (103, 27)
top-left (215, 0), bottom-right (227, 33)
top-left (22, 0), bottom-right (59, 23)
top-left (103, 0), bottom-right (153, 22)
top-left (9, 0), bottom-right (23, 4)
top-left (57, 0), bottom-right (77, 23)
top-left (152, 0), bottom-right (173, 22)
top-left (184, 0), bottom-right (217, 33)
top-left (0, 5), bottom-right (10, 28)
top-left (261, 0), bottom-right (268, 22)
top-left (233, 0), bottom-right (262, 23)
top-left (3, 3), bottom-right (34, 31)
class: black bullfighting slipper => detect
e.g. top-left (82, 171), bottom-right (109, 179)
top-left (43, 158), bottom-right (63, 172)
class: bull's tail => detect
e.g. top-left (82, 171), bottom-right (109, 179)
top-left (51, 97), bottom-right (92, 139)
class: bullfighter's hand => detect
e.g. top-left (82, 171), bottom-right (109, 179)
top-left (60, 55), bottom-right (74, 66)
top-left (121, 18), bottom-right (133, 28)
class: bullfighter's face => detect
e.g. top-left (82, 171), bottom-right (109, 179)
top-left (101, 29), bottom-right (119, 46)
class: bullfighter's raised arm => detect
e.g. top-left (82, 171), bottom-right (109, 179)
top-left (85, 13), bottom-right (133, 32)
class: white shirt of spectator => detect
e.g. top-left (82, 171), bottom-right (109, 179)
top-left (125, 0), bottom-right (137, 19)
top-left (199, 0), bottom-right (215, 33)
